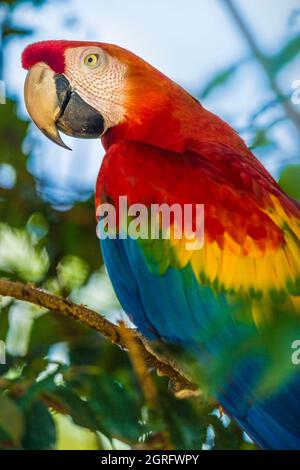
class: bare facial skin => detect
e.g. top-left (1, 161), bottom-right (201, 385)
top-left (64, 46), bottom-right (127, 131)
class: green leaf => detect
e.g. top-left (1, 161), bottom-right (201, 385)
top-left (0, 306), bottom-right (9, 343)
top-left (0, 395), bottom-right (24, 445)
top-left (22, 400), bottom-right (56, 450)
top-left (22, 357), bottom-right (49, 379)
top-left (279, 164), bottom-right (300, 199)
top-left (269, 35), bottom-right (300, 75)
top-left (48, 386), bottom-right (99, 431)
top-left (26, 212), bottom-right (49, 244)
top-left (57, 254), bottom-right (89, 292)
top-left (199, 61), bottom-right (245, 99)
top-left (2, 25), bottom-right (33, 38)
top-left (28, 311), bottom-right (91, 359)
top-left (158, 393), bottom-right (208, 450)
top-left (0, 351), bottom-right (13, 377)
top-left (69, 373), bottom-right (145, 442)
top-left (249, 128), bottom-right (275, 150)
top-left (207, 414), bottom-right (241, 450)
top-left (54, 413), bottom-right (100, 450)
top-left (19, 368), bottom-right (64, 409)
top-left (2, 0), bottom-right (47, 10)
top-left (0, 223), bottom-right (49, 282)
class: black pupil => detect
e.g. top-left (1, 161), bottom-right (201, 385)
top-left (88, 57), bottom-right (93, 62)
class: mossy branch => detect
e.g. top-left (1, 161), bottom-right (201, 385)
top-left (0, 278), bottom-right (197, 395)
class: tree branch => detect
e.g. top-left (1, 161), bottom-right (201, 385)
top-left (222, 0), bottom-right (300, 137)
top-left (0, 278), bottom-right (197, 395)
top-left (119, 321), bottom-right (158, 408)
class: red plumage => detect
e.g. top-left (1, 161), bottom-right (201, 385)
top-left (96, 140), bottom-right (285, 255)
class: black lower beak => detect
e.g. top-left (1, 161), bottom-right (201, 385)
top-left (54, 74), bottom-right (105, 139)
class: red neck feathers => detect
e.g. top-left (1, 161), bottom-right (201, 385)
top-left (100, 44), bottom-right (248, 155)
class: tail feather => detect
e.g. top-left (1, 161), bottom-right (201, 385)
top-left (221, 372), bottom-right (300, 449)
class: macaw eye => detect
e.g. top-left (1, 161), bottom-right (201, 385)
top-left (84, 54), bottom-right (100, 69)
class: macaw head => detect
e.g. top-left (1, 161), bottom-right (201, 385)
top-left (22, 40), bottom-right (184, 150)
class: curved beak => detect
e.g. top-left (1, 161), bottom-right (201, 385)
top-left (24, 63), bottom-right (105, 150)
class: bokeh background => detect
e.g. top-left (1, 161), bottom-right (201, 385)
top-left (0, 0), bottom-right (299, 450)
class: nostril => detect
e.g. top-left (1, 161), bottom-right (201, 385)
top-left (38, 69), bottom-right (46, 84)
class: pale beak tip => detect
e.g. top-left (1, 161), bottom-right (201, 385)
top-left (59, 140), bottom-right (72, 152)
top-left (40, 127), bottom-right (72, 151)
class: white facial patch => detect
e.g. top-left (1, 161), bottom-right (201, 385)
top-left (64, 46), bottom-right (127, 131)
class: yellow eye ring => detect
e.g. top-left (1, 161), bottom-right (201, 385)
top-left (84, 53), bottom-right (100, 69)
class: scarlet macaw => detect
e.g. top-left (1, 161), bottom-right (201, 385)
top-left (22, 40), bottom-right (300, 449)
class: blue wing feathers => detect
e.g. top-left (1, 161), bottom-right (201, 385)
top-left (101, 235), bottom-right (300, 449)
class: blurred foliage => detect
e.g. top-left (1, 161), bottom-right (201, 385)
top-left (0, 0), bottom-right (48, 44)
top-left (198, 11), bottom-right (300, 154)
top-left (2, 0), bottom-right (45, 5)
top-left (0, 0), bottom-right (299, 452)
top-left (200, 59), bottom-right (248, 100)
top-left (279, 165), bottom-right (300, 200)
top-left (269, 35), bottom-right (300, 76)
